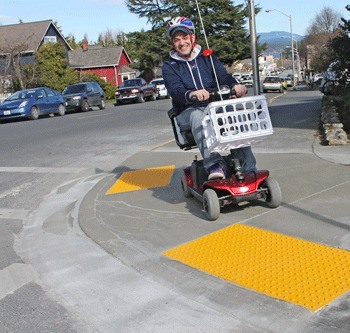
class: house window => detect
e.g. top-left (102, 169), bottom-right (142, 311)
top-left (122, 74), bottom-right (136, 82)
top-left (44, 36), bottom-right (57, 44)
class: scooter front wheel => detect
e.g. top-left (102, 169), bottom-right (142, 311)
top-left (263, 177), bottom-right (282, 208)
top-left (203, 189), bottom-right (220, 221)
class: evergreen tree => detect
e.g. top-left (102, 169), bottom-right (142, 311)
top-left (34, 43), bottom-right (78, 91)
top-left (329, 5), bottom-right (350, 85)
top-left (125, 0), bottom-right (170, 29)
top-left (65, 33), bottom-right (79, 49)
top-left (125, 28), bottom-right (169, 72)
top-left (125, 0), bottom-right (262, 66)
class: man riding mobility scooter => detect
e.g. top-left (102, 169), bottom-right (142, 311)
top-left (164, 13), bottom-right (281, 221)
top-left (168, 87), bottom-right (282, 221)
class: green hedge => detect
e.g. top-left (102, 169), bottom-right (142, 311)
top-left (80, 73), bottom-right (116, 100)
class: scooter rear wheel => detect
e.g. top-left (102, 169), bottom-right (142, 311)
top-left (203, 189), bottom-right (220, 221)
top-left (181, 172), bottom-right (193, 198)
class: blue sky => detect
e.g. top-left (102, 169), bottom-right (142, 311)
top-left (1, 0), bottom-right (349, 42)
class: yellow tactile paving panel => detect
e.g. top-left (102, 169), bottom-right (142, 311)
top-left (106, 165), bottom-right (175, 194)
top-left (163, 223), bottom-right (350, 311)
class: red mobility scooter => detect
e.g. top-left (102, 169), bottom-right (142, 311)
top-left (168, 88), bottom-right (282, 221)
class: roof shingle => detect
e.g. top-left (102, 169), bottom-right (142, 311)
top-left (68, 45), bottom-right (127, 68)
top-left (0, 20), bottom-right (69, 53)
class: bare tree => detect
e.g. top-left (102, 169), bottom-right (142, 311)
top-left (96, 29), bottom-right (127, 47)
top-left (306, 6), bottom-right (342, 35)
top-left (0, 40), bottom-right (29, 91)
top-left (304, 6), bottom-right (342, 72)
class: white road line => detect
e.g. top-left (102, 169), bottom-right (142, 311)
top-left (0, 167), bottom-right (86, 173)
top-left (0, 208), bottom-right (30, 220)
top-left (0, 263), bottom-right (39, 300)
top-left (0, 182), bottom-right (33, 199)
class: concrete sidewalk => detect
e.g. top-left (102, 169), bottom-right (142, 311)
top-left (78, 130), bottom-right (350, 332)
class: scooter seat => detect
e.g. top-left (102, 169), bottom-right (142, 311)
top-left (168, 108), bottom-right (197, 150)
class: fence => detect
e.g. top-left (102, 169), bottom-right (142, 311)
top-left (0, 93), bottom-right (11, 103)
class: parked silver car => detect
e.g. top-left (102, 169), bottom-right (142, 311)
top-left (281, 76), bottom-right (293, 87)
top-left (240, 75), bottom-right (253, 87)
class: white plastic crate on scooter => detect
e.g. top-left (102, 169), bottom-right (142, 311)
top-left (202, 95), bottom-right (273, 152)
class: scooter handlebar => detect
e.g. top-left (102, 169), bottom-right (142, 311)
top-left (190, 85), bottom-right (237, 102)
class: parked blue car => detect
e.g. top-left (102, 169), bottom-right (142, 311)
top-left (0, 87), bottom-right (66, 122)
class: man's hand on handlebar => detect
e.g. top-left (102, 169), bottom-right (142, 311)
top-left (189, 84), bottom-right (247, 102)
top-left (189, 89), bottom-right (210, 101)
top-left (231, 84), bottom-right (247, 98)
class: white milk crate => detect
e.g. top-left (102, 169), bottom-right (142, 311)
top-left (202, 95), bottom-right (273, 152)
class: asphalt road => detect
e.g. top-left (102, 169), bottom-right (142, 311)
top-left (2, 87), bottom-right (349, 332)
top-left (0, 99), bottom-right (174, 332)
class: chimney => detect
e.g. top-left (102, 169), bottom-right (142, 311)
top-left (82, 41), bottom-right (88, 52)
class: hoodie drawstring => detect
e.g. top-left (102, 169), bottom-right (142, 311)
top-left (186, 58), bottom-right (205, 90)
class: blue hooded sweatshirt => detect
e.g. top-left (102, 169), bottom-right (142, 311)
top-left (162, 45), bottom-right (239, 114)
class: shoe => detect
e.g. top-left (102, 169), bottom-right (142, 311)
top-left (208, 165), bottom-right (225, 180)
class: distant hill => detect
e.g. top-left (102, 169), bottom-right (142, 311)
top-left (258, 31), bottom-right (304, 53)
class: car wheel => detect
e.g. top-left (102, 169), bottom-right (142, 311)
top-left (263, 89), bottom-right (267, 93)
top-left (99, 99), bottom-right (106, 110)
top-left (203, 188), bottom-right (220, 221)
top-left (81, 100), bottom-right (89, 112)
top-left (29, 106), bottom-right (39, 120)
top-left (150, 92), bottom-right (157, 101)
top-left (57, 104), bottom-right (66, 116)
top-left (262, 177), bottom-right (282, 208)
top-left (138, 94), bottom-right (145, 103)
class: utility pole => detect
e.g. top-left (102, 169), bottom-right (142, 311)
top-left (247, 0), bottom-right (260, 95)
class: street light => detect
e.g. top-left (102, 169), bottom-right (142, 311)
top-left (265, 9), bottom-right (296, 89)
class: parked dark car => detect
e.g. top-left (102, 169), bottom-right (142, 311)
top-left (115, 78), bottom-right (156, 105)
top-left (0, 87), bottom-right (65, 122)
top-left (62, 82), bottom-right (106, 112)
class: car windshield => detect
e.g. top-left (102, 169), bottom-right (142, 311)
top-left (63, 85), bottom-right (85, 94)
top-left (151, 80), bottom-right (164, 85)
top-left (121, 80), bottom-right (141, 87)
top-left (265, 77), bottom-right (280, 83)
top-left (6, 90), bottom-right (36, 101)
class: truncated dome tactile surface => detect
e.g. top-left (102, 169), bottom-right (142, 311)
top-left (106, 165), bottom-right (175, 194)
top-left (163, 224), bottom-right (350, 311)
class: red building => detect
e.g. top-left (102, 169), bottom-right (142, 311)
top-left (68, 44), bottom-right (136, 87)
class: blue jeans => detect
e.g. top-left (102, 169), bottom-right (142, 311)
top-left (176, 106), bottom-right (257, 173)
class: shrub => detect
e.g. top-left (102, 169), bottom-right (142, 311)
top-left (80, 72), bottom-right (116, 100)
